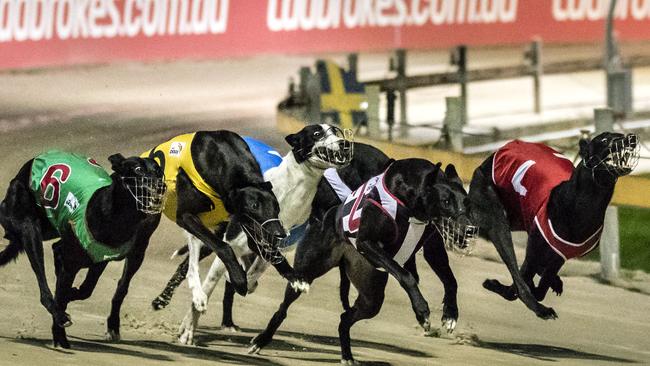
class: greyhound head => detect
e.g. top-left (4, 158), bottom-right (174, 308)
top-left (227, 182), bottom-right (286, 264)
top-left (402, 161), bottom-right (477, 254)
top-left (580, 132), bottom-right (639, 178)
top-left (108, 154), bottom-right (167, 215)
top-left (285, 124), bottom-right (354, 169)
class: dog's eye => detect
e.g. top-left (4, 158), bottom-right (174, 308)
top-left (313, 131), bottom-right (322, 138)
top-left (134, 166), bottom-right (143, 176)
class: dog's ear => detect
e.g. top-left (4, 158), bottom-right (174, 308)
top-left (579, 137), bottom-right (590, 159)
top-left (255, 181), bottom-right (274, 191)
top-left (108, 153), bottom-right (126, 173)
top-left (285, 133), bottom-right (300, 149)
top-left (225, 188), bottom-right (242, 213)
top-left (445, 164), bottom-right (463, 186)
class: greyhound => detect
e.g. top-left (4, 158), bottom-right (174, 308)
top-left (149, 142), bottom-right (387, 327)
top-left (151, 125), bottom-right (354, 344)
top-left (0, 151), bottom-right (166, 348)
top-left (143, 130), bottom-right (296, 302)
top-left (466, 132), bottom-right (639, 319)
top-left (249, 158), bottom-right (477, 364)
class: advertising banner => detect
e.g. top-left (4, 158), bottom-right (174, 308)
top-left (2, 0), bottom-right (650, 69)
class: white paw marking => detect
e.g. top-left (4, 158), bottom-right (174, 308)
top-left (290, 280), bottom-right (310, 293)
top-left (247, 344), bottom-right (261, 354)
top-left (178, 315), bottom-right (198, 345)
top-left (442, 318), bottom-right (457, 333)
top-left (104, 330), bottom-right (120, 342)
top-left (421, 317), bottom-right (431, 332)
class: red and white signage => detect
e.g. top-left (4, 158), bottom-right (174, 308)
top-left (2, 0), bottom-right (650, 69)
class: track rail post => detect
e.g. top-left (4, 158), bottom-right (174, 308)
top-left (451, 45), bottom-right (468, 126)
top-left (600, 206), bottom-right (620, 281)
top-left (366, 84), bottom-right (381, 139)
top-left (443, 96), bottom-right (463, 152)
top-left (525, 39), bottom-right (543, 114)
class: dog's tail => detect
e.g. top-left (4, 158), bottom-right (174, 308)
top-left (0, 240), bottom-right (23, 266)
top-left (0, 202), bottom-right (23, 266)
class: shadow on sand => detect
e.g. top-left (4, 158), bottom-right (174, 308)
top-left (5, 335), bottom-right (283, 365)
top-left (475, 341), bottom-right (637, 363)
top-left (191, 326), bottom-right (432, 360)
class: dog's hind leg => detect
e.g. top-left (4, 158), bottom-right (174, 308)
top-left (339, 261), bottom-right (388, 365)
top-left (356, 239), bottom-right (431, 331)
top-left (151, 245), bottom-right (212, 311)
top-left (51, 245), bottom-right (79, 348)
top-left (23, 220), bottom-right (73, 327)
top-left (250, 218), bottom-right (342, 354)
top-left (220, 252), bottom-right (260, 332)
top-left (469, 168), bottom-right (557, 320)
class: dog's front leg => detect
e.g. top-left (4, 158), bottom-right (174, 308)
top-left (269, 257), bottom-right (310, 293)
top-left (184, 233), bottom-right (209, 313)
top-left (356, 240), bottom-right (431, 332)
top-left (423, 227), bottom-right (458, 333)
top-left (179, 213), bottom-right (247, 296)
top-left (468, 168), bottom-right (557, 320)
top-left (103, 215), bottom-right (160, 343)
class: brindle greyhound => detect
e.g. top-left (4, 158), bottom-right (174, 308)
top-left (249, 159), bottom-right (477, 364)
top-left (0, 152), bottom-right (166, 348)
top-left (466, 132), bottom-right (639, 319)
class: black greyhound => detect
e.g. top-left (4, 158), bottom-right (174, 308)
top-left (0, 151), bottom-right (166, 348)
top-left (143, 131), bottom-right (293, 299)
top-left (151, 143), bottom-right (390, 329)
top-left (249, 159), bottom-right (477, 364)
top-left (466, 132), bottom-right (639, 319)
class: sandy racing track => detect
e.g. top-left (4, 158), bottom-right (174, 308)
top-left (1, 49), bottom-right (650, 366)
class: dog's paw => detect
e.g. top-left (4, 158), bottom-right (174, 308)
top-left (420, 317), bottom-right (432, 333)
top-left (192, 290), bottom-right (208, 313)
top-left (551, 277), bottom-right (563, 296)
top-left (441, 317), bottom-right (457, 333)
top-left (536, 305), bottom-right (558, 320)
top-left (53, 337), bottom-right (71, 349)
top-left (54, 311), bottom-right (72, 328)
top-left (220, 324), bottom-right (241, 333)
top-left (340, 358), bottom-right (359, 365)
top-left (178, 315), bottom-right (197, 345)
top-left (290, 280), bottom-right (310, 293)
top-left (247, 343), bottom-right (261, 354)
top-left (178, 329), bottom-right (195, 345)
top-left (104, 329), bottom-right (121, 342)
top-left (151, 296), bottom-right (170, 310)
top-left (248, 334), bottom-right (269, 354)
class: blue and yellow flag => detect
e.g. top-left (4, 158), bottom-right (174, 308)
top-left (317, 60), bottom-right (367, 129)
